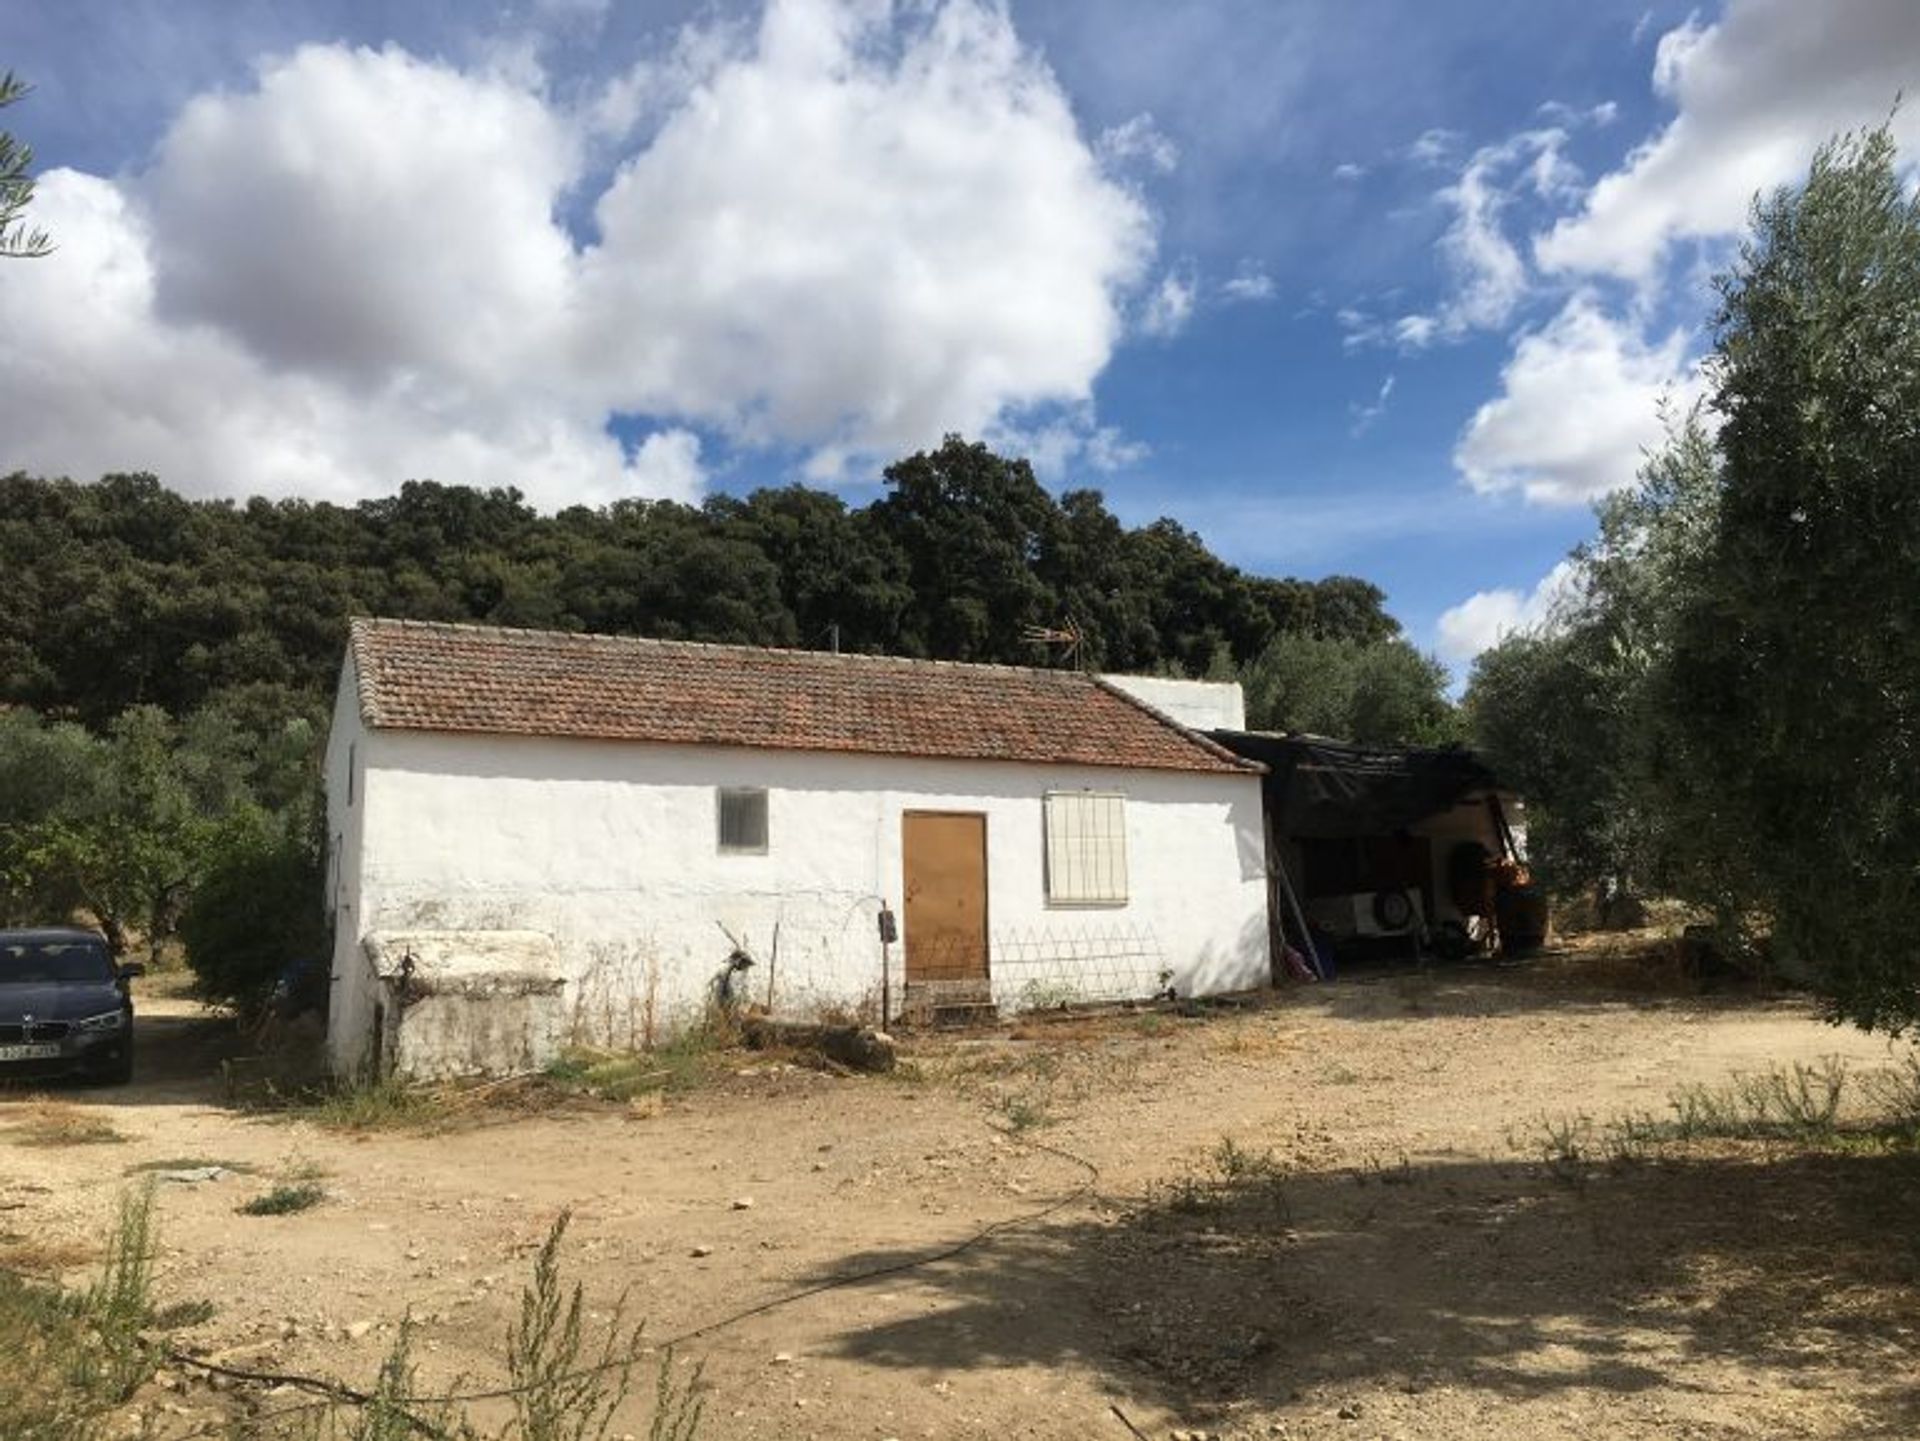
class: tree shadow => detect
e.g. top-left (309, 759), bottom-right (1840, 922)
top-left (801, 1141), bottom-right (1920, 1434)
top-left (1286, 955), bottom-right (1808, 1025)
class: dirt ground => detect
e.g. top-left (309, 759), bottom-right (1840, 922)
top-left (5, 952), bottom-right (1919, 1441)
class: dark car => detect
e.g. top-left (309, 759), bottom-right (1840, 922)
top-left (0, 928), bottom-right (142, 1085)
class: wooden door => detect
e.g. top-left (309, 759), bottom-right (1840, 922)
top-left (902, 811), bottom-right (989, 985)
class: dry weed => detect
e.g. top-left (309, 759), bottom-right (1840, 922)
top-left (2, 1101), bottom-right (126, 1148)
top-left (0, 1236), bottom-right (94, 1275)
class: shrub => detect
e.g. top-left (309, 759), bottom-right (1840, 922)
top-left (180, 810), bottom-right (327, 1017)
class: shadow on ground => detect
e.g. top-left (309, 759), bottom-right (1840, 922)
top-left (805, 1140), bottom-right (1920, 1434)
top-left (0, 1009), bottom-right (247, 1108)
top-left (1281, 955), bottom-right (1808, 1026)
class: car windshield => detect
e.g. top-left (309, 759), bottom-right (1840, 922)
top-left (0, 940), bottom-right (115, 984)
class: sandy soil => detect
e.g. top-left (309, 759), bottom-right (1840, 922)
top-left (4, 955), bottom-right (1918, 1441)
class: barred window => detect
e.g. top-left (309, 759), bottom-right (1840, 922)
top-left (717, 788), bottom-right (769, 854)
top-left (1043, 791), bottom-right (1129, 906)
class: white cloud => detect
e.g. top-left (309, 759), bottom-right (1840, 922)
top-left (1392, 314), bottom-right (1438, 348)
top-left (1429, 138), bottom-right (1536, 330)
top-left (1408, 127), bottom-right (1461, 167)
top-left (1537, 99), bottom-right (1619, 130)
top-left (1454, 0), bottom-right (1918, 510)
top-left (987, 402), bottom-right (1148, 479)
top-left (1395, 127), bottom-right (1580, 349)
top-left (1332, 161), bottom-right (1365, 181)
top-left (1454, 294), bottom-right (1700, 505)
top-left (144, 44), bottom-right (580, 388)
top-left (587, 19), bottom-right (747, 140)
top-left (0, 166), bottom-right (684, 508)
top-left (1348, 373), bottom-right (1395, 436)
top-left (1139, 267), bottom-right (1197, 338)
top-left (1099, 112), bottom-right (1179, 173)
top-left (1221, 264), bottom-right (1276, 303)
top-left (625, 429), bottom-right (707, 498)
top-left (1437, 558), bottom-right (1586, 666)
top-left (0, 0), bottom-right (1154, 506)
top-left (1537, 0), bottom-right (1920, 281)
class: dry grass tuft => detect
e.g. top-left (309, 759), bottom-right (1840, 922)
top-left (0, 1236), bottom-right (94, 1275)
top-left (2, 1100), bottom-right (126, 1148)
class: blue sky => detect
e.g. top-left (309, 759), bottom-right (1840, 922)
top-left (3, 0), bottom-right (1916, 678)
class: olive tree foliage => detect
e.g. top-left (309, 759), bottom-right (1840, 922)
top-left (1470, 123), bottom-right (1920, 1032)
top-left (1241, 631), bottom-right (1458, 746)
top-left (1671, 123), bottom-right (1920, 1031)
top-left (0, 72), bottom-right (51, 258)
top-left (0, 698), bottom-right (321, 980)
top-left (1466, 418), bottom-right (1722, 910)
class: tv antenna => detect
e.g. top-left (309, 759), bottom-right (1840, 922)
top-left (1022, 617), bottom-right (1087, 670)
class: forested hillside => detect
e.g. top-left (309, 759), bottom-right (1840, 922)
top-left (0, 434), bottom-right (1443, 988)
top-left (0, 436), bottom-right (1399, 725)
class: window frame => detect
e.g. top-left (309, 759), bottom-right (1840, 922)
top-left (1042, 789), bottom-right (1130, 908)
top-left (716, 786), bottom-right (770, 856)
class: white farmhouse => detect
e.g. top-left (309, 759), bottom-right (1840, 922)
top-left (324, 619), bottom-right (1270, 1079)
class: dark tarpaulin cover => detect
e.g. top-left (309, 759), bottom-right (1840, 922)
top-left (1207, 732), bottom-right (1499, 837)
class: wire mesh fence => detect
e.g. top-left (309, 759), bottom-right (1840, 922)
top-left (896, 921), bottom-right (1170, 1021)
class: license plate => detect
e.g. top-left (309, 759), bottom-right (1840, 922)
top-left (0, 1043), bottom-right (61, 1061)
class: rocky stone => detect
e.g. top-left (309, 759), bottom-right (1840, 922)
top-left (158, 1167), bottom-right (228, 1185)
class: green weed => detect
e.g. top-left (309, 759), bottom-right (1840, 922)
top-left (1152, 1136), bottom-right (1291, 1222)
top-left (548, 1023), bottom-right (734, 1102)
top-left (0, 1183), bottom-right (180, 1441)
top-left (294, 1076), bottom-right (454, 1133)
top-left (239, 1182), bottom-right (327, 1216)
top-left (266, 1213), bottom-right (704, 1441)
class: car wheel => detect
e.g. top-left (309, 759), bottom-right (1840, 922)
top-left (101, 1048), bottom-right (134, 1086)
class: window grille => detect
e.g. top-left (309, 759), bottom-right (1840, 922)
top-left (1043, 791), bottom-right (1128, 905)
top-left (717, 788), bottom-right (769, 854)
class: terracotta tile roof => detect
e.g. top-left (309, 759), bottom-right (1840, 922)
top-left (347, 619), bottom-right (1258, 776)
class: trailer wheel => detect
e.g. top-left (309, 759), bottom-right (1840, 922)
top-left (1372, 888), bottom-right (1415, 932)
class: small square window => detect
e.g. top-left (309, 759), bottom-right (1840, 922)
top-left (717, 788), bottom-right (769, 854)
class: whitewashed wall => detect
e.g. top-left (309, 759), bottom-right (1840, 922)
top-left (1100, 675), bottom-right (1246, 732)
top-left (323, 657), bottom-right (375, 1075)
top-left (326, 724), bottom-right (1269, 1074)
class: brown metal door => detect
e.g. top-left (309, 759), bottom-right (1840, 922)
top-left (902, 811), bottom-right (988, 985)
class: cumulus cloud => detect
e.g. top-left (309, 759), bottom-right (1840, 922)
top-left (1454, 294), bottom-right (1699, 504)
top-left (144, 44), bottom-right (580, 387)
top-left (1453, 0), bottom-right (1917, 511)
top-left (1537, 0), bottom-right (1920, 281)
top-left (0, 0), bottom-right (1154, 506)
top-left (1437, 558), bottom-right (1586, 666)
